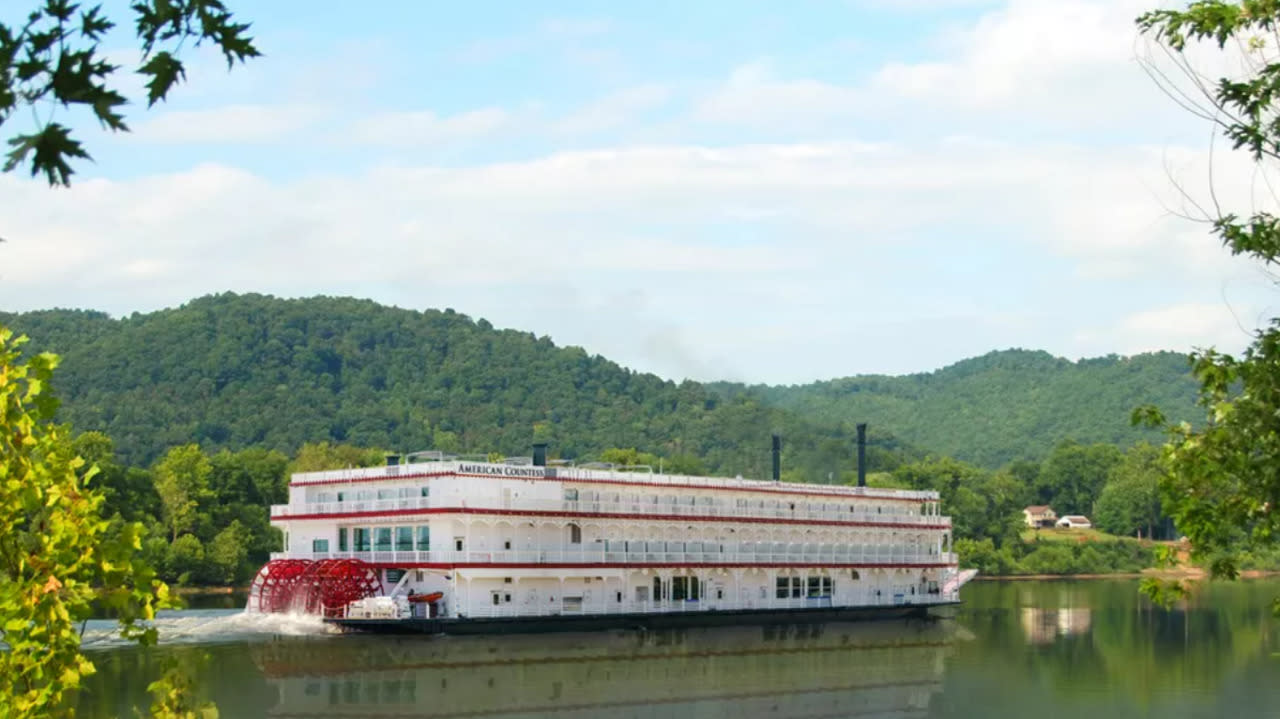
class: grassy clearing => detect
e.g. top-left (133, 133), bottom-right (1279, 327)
top-left (1021, 527), bottom-right (1126, 544)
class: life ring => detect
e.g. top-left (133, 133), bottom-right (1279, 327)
top-left (408, 591), bottom-right (444, 603)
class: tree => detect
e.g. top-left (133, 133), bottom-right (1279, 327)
top-left (153, 444), bottom-right (212, 542)
top-left (1034, 441), bottom-right (1122, 517)
top-left (1136, 2), bottom-right (1280, 608)
top-left (0, 328), bottom-right (172, 718)
top-left (1094, 443), bottom-right (1164, 539)
top-left (207, 519), bottom-right (250, 585)
top-left (1, 0), bottom-right (259, 186)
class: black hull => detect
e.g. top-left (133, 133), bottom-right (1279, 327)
top-left (325, 602), bottom-right (958, 636)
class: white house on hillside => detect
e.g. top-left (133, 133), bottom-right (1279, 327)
top-left (1055, 515), bottom-right (1092, 529)
top-left (1023, 505), bottom-right (1057, 529)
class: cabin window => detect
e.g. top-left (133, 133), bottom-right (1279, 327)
top-left (851, 570), bottom-right (860, 580)
top-left (416, 526), bottom-right (431, 551)
top-left (454, 538), bottom-right (464, 552)
top-left (672, 577), bottom-right (700, 601)
top-left (421, 486), bottom-right (430, 497)
top-left (653, 577), bottom-right (667, 601)
top-left (338, 528), bottom-right (348, 552)
top-left (378, 489), bottom-right (396, 500)
top-left (337, 491), bottom-right (346, 502)
top-left (374, 528), bottom-right (392, 552)
top-left (395, 527), bottom-right (414, 552)
top-left (568, 524), bottom-right (582, 544)
top-left (398, 487), bottom-right (416, 499)
top-left (312, 539), bottom-right (329, 553)
top-left (564, 489), bottom-right (579, 501)
top-left (807, 577), bottom-right (833, 598)
top-left (353, 528), bottom-right (371, 552)
top-left (503, 540), bottom-right (512, 550)
top-left (776, 577), bottom-right (790, 599)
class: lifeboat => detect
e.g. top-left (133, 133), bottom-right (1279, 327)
top-left (407, 591), bottom-right (444, 604)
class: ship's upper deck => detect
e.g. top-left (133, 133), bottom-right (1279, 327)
top-left (288, 453), bottom-right (940, 502)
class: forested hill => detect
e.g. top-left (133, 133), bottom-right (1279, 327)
top-left (0, 293), bottom-right (915, 478)
top-left (711, 349), bottom-right (1200, 468)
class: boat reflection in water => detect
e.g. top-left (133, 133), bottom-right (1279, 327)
top-left (254, 619), bottom-right (960, 718)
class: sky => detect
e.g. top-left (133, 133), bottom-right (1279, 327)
top-left (1, 0), bottom-right (1277, 384)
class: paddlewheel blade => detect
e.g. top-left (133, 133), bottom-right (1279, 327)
top-left (248, 559), bottom-right (312, 613)
top-left (249, 558), bottom-right (383, 616)
top-left (299, 559), bottom-right (385, 617)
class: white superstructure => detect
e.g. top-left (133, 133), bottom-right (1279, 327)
top-left (265, 452), bottom-right (961, 621)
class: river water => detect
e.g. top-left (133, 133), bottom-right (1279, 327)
top-left (76, 579), bottom-right (1278, 718)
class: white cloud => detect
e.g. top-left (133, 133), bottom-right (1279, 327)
top-left (349, 108), bottom-right (513, 146)
top-left (1076, 301), bottom-right (1267, 357)
top-left (556, 85), bottom-right (670, 134)
top-left (129, 105), bottom-right (323, 143)
top-left (695, 61), bottom-right (865, 128)
top-left (1, 134), bottom-right (1271, 382)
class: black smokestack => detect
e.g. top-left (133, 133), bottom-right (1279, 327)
top-left (771, 434), bottom-right (781, 482)
top-left (856, 423), bottom-right (867, 487)
top-left (532, 443), bottom-right (548, 467)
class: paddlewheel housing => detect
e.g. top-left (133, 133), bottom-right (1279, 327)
top-left (249, 558), bottom-right (383, 616)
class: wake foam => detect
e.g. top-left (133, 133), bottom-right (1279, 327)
top-left (80, 609), bottom-right (338, 650)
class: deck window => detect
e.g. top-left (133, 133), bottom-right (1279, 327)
top-left (353, 528), bottom-right (370, 552)
top-left (338, 528), bottom-right (348, 552)
top-left (421, 486), bottom-right (430, 498)
top-left (312, 539), bottom-right (329, 553)
top-left (672, 576), bottom-right (700, 601)
top-left (395, 527), bottom-right (413, 552)
top-left (568, 524), bottom-right (581, 544)
top-left (374, 527), bottom-right (392, 552)
top-left (377, 489), bottom-right (396, 500)
top-left (414, 526), bottom-right (430, 551)
top-left (564, 489), bottom-right (578, 501)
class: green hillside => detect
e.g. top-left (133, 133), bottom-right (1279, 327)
top-left (0, 293), bottom-right (915, 479)
top-left (712, 349), bottom-right (1200, 468)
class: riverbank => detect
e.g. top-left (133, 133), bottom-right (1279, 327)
top-left (975, 569), bottom-right (1280, 581)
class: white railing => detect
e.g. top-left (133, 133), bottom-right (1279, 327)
top-left (290, 461), bottom-right (941, 503)
top-left (270, 548), bottom-right (958, 566)
top-left (272, 495), bottom-right (433, 517)
top-left (271, 495), bottom-right (951, 528)
top-left (449, 592), bottom-right (960, 620)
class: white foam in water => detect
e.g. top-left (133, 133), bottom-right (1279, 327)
top-left (79, 610), bottom-right (339, 651)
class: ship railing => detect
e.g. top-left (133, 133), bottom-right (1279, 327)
top-left (455, 592), bottom-right (954, 619)
top-left (271, 495), bottom-right (434, 517)
top-left (268, 549), bottom-right (959, 566)
top-left (270, 495), bottom-right (951, 527)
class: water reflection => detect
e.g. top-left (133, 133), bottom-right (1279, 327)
top-left (1020, 607), bottom-right (1092, 644)
top-left (255, 621), bottom-right (958, 718)
top-left (76, 581), bottom-right (1280, 719)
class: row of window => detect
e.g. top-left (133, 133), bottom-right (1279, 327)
top-left (776, 576), bottom-right (834, 599)
top-left (313, 487), bottom-right (429, 504)
top-left (563, 488), bottom-right (928, 517)
top-left (312, 526), bottom-right (432, 553)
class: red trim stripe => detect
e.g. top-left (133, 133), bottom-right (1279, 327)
top-left (292, 470), bottom-right (932, 504)
top-left (271, 506), bottom-right (950, 530)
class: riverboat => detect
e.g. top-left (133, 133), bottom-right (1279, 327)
top-left (252, 440), bottom-right (973, 634)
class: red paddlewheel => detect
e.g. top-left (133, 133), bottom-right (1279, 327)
top-left (297, 559), bottom-right (384, 617)
top-left (248, 559), bottom-right (313, 613)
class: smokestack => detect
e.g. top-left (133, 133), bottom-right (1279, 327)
top-left (856, 423), bottom-right (867, 487)
top-left (771, 434), bottom-right (781, 482)
top-left (532, 443), bottom-right (548, 467)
